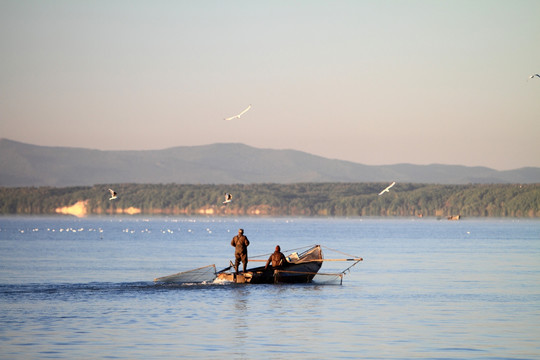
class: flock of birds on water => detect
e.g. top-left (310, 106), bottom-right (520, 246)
top-left (107, 72), bottom-right (538, 205)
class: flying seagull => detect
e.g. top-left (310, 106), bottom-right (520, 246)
top-left (224, 104), bottom-right (251, 121)
top-left (223, 193), bottom-right (232, 204)
top-left (108, 189), bottom-right (118, 200)
top-left (529, 74), bottom-right (540, 79)
top-left (378, 182), bottom-right (396, 196)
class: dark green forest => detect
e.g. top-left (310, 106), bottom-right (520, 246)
top-left (1, 183), bottom-right (538, 217)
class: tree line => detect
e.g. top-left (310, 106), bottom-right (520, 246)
top-left (0, 183), bottom-right (538, 217)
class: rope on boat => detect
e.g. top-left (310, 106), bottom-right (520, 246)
top-left (248, 244), bottom-right (319, 260)
top-left (319, 244), bottom-right (363, 274)
top-left (320, 244), bottom-right (360, 259)
top-left (245, 245), bottom-right (363, 268)
top-left (341, 259), bottom-right (362, 275)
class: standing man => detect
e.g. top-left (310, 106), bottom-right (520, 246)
top-left (231, 228), bottom-right (250, 274)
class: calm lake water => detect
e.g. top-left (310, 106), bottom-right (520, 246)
top-left (0, 216), bottom-right (539, 359)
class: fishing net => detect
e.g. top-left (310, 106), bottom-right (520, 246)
top-left (312, 272), bottom-right (344, 285)
top-left (313, 245), bottom-right (362, 285)
top-left (154, 264), bottom-right (217, 284)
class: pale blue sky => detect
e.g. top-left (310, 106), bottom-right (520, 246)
top-left (1, 1), bottom-right (539, 170)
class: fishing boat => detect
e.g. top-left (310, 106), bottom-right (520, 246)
top-left (216, 245), bottom-right (324, 284)
top-left (154, 245), bottom-right (362, 285)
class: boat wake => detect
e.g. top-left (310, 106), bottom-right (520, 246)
top-left (1, 273), bottom-right (347, 303)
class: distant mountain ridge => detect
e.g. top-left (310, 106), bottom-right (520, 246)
top-left (0, 138), bottom-right (538, 187)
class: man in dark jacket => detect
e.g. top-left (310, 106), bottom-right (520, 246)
top-left (265, 245), bottom-right (288, 270)
top-left (231, 228), bottom-right (250, 274)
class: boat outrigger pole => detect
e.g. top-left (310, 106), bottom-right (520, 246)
top-left (247, 258), bottom-right (363, 262)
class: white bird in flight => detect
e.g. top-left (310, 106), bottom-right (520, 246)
top-left (108, 189), bottom-right (118, 200)
top-left (378, 182), bottom-right (396, 196)
top-left (529, 74), bottom-right (540, 80)
top-left (224, 104), bottom-right (251, 121)
top-left (223, 193), bottom-right (232, 204)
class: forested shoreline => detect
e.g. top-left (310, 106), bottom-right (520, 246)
top-left (0, 183), bottom-right (538, 218)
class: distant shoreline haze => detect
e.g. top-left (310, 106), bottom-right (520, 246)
top-left (1, 183), bottom-right (538, 218)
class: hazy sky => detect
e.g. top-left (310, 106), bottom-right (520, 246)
top-left (1, 1), bottom-right (539, 170)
